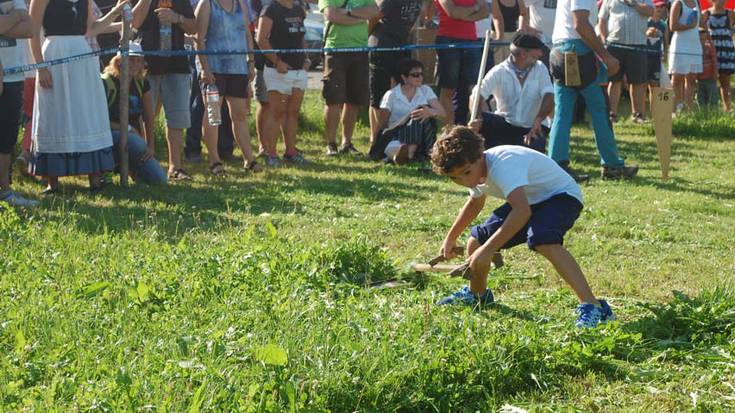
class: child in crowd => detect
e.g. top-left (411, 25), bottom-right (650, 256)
top-left (703, 0), bottom-right (735, 111)
top-left (697, 28), bottom-right (720, 109)
top-left (646, 0), bottom-right (668, 114)
top-left (431, 126), bottom-right (614, 329)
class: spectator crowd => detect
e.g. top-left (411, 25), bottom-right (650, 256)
top-left (0, 0), bottom-right (733, 207)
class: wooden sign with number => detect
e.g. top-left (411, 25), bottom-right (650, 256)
top-left (652, 87), bottom-right (673, 180)
top-left (564, 52), bottom-right (581, 87)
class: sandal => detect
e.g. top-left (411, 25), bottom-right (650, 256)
top-left (168, 168), bottom-right (192, 181)
top-left (244, 160), bottom-right (263, 173)
top-left (209, 162), bottom-right (226, 176)
top-left (40, 186), bottom-right (60, 196)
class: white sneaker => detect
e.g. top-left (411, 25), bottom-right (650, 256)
top-left (0, 191), bottom-right (40, 208)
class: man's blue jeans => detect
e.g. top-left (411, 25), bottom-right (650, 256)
top-left (112, 130), bottom-right (168, 185)
top-left (549, 39), bottom-right (624, 167)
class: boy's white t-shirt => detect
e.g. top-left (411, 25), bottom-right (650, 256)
top-left (469, 145), bottom-right (583, 205)
top-left (551, 0), bottom-right (598, 44)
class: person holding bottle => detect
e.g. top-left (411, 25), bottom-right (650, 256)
top-left (195, 0), bottom-right (262, 174)
top-left (132, 0), bottom-right (196, 180)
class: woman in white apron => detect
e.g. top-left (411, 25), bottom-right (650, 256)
top-left (28, 0), bottom-right (126, 194)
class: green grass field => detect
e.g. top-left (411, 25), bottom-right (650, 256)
top-left (2, 92), bottom-right (735, 412)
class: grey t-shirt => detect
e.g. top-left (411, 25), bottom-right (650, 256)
top-left (599, 0), bottom-right (652, 45)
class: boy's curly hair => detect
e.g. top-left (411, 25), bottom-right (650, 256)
top-left (431, 125), bottom-right (485, 175)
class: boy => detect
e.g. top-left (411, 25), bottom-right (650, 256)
top-left (697, 28), bottom-right (720, 109)
top-left (431, 126), bottom-right (614, 328)
top-left (646, 1), bottom-right (667, 114)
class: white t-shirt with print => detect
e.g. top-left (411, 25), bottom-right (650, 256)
top-left (551, 0), bottom-right (598, 43)
top-left (469, 145), bottom-right (583, 205)
top-left (525, 0), bottom-right (557, 43)
top-left (380, 84), bottom-right (438, 127)
top-left (0, 0), bottom-right (27, 83)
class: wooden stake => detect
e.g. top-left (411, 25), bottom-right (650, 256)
top-left (118, 18), bottom-right (132, 187)
top-left (469, 30), bottom-right (492, 123)
top-left (652, 86), bottom-right (673, 180)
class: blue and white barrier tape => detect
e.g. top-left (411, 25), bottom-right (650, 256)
top-left (2, 41), bottom-right (702, 76)
top-left (2, 42), bottom-right (489, 75)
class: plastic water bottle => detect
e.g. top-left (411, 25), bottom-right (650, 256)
top-left (160, 23), bottom-right (172, 50)
top-left (205, 84), bottom-right (222, 126)
top-left (122, 3), bottom-right (133, 22)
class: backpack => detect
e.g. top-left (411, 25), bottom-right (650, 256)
top-left (101, 72), bottom-right (145, 108)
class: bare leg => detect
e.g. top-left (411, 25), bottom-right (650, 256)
top-left (719, 73), bottom-right (731, 112)
top-left (226, 97), bottom-right (256, 164)
top-left (265, 91), bottom-right (287, 156)
top-left (630, 83), bottom-right (647, 116)
top-left (255, 101), bottom-right (270, 155)
top-left (46, 176), bottom-right (59, 191)
top-left (284, 88), bottom-right (305, 155)
top-left (369, 106), bottom-right (380, 145)
top-left (647, 83), bottom-right (656, 117)
top-left (607, 81), bottom-right (622, 117)
top-left (323, 103), bottom-right (341, 145)
top-left (535, 244), bottom-right (599, 305)
top-left (465, 237), bottom-right (505, 295)
top-left (439, 88), bottom-right (455, 126)
top-left (201, 106), bottom-right (222, 168)
top-left (672, 74), bottom-right (685, 110)
top-left (166, 127), bottom-right (185, 173)
top-left (683, 73), bottom-right (697, 109)
top-left (341, 103), bottom-right (360, 146)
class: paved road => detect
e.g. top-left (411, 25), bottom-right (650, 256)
top-left (307, 69), bottom-right (322, 90)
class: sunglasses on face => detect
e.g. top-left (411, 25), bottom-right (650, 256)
top-left (408, 72), bottom-right (423, 78)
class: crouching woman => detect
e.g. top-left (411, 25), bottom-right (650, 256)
top-left (370, 59), bottom-right (446, 164)
top-left (101, 42), bottom-right (167, 184)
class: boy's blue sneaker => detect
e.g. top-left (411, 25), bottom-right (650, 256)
top-left (575, 299), bottom-right (616, 329)
top-left (437, 286), bottom-right (494, 306)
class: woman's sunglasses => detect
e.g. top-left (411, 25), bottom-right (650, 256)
top-left (408, 72), bottom-right (423, 78)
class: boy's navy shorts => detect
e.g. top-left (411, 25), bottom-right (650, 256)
top-left (470, 193), bottom-right (583, 250)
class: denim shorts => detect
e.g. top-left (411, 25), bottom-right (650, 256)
top-left (434, 36), bottom-right (482, 90)
top-left (147, 73), bottom-right (192, 129)
top-left (471, 193), bottom-right (583, 250)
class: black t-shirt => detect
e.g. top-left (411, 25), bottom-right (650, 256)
top-left (261, 1), bottom-right (306, 69)
top-left (368, 0), bottom-right (422, 47)
top-left (103, 76), bottom-right (152, 131)
top-left (136, 0), bottom-right (194, 75)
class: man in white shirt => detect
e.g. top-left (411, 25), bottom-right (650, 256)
top-left (548, 0), bottom-right (638, 181)
top-left (469, 33), bottom-right (553, 152)
top-left (598, 0), bottom-right (654, 123)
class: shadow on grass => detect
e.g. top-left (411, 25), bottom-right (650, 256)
top-left (40, 159), bottom-right (453, 236)
top-left (628, 175), bottom-right (735, 200)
